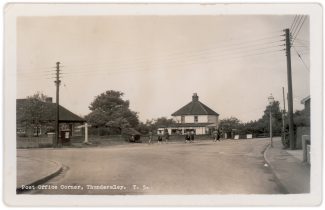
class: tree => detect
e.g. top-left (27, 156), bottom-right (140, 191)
top-left (17, 92), bottom-right (51, 136)
top-left (27, 91), bottom-right (50, 102)
top-left (258, 101), bottom-right (283, 135)
top-left (85, 90), bottom-right (139, 134)
top-left (219, 117), bottom-right (241, 133)
top-left (293, 109), bottom-right (310, 127)
top-left (154, 117), bottom-right (175, 128)
top-left (135, 117), bottom-right (176, 135)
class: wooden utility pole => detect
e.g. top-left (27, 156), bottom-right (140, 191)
top-left (285, 29), bottom-right (295, 150)
top-left (282, 87), bottom-right (286, 146)
top-left (55, 62), bottom-right (61, 147)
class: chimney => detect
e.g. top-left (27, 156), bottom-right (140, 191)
top-left (45, 97), bottom-right (53, 103)
top-left (192, 93), bottom-right (199, 102)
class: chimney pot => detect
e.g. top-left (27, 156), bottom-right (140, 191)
top-left (192, 93), bottom-right (199, 101)
top-left (45, 97), bottom-right (53, 103)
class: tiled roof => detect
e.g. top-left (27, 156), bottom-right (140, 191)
top-left (17, 99), bottom-right (85, 123)
top-left (301, 96), bottom-right (310, 104)
top-left (172, 94), bottom-right (219, 116)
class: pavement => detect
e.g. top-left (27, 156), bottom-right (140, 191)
top-left (264, 138), bottom-right (310, 194)
top-left (16, 155), bottom-right (63, 192)
top-left (16, 138), bottom-right (310, 195)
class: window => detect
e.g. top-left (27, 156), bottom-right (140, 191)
top-left (194, 116), bottom-right (198, 123)
top-left (181, 116), bottom-right (185, 123)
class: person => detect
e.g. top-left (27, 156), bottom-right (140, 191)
top-left (185, 131), bottom-right (190, 143)
top-left (148, 131), bottom-right (153, 144)
top-left (213, 130), bottom-right (218, 142)
top-left (130, 135), bottom-right (135, 142)
top-left (158, 133), bottom-right (163, 144)
top-left (190, 130), bottom-right (195, 143)
top-left (216, 129), bottom-right (221, 141)
top-left (282, 125), bottom-right (290, 149)
top-left (164, 129), bottom-right (170, 143)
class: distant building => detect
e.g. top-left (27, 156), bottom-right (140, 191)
top-left (301, 96), bottom-right (310, 114)
top-left (16, 98), bottom-right (85, 137)
top-left (157, 93), bottom-right (219, 135)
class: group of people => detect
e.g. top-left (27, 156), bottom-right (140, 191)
top-left (147, 128), bottom-right (222, 144)
top-left (147, 129), bottom-right (169, 144)
top-left (185, 130), bottom-right (195, 143)
top-left (147, 129), bottom-right (196, 144)
top-left (212, 129), bottom-right (222, 142)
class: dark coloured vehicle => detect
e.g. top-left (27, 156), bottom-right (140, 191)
top-left (122, 128), bottom-right (142, 143)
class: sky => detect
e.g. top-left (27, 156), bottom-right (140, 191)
top-left (17, 15), bottom-right (310, 123)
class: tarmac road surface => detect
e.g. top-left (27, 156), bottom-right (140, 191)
top-left (17, 138), bottom-right (286, 195)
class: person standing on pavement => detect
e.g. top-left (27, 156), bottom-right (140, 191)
top-left (148, 131), bottom-right (153, 144)
top-left (164, 129), bottom-right (170, 143)
top-left (185, 131), bottom-right (190, 143)
top-left (190, 130), bottom-right (195, 143)
top-left (158, 133), bottom-right (163, 144)
top-left (213, 130), bottom-right (218, 142)
top-left (216, 129), bottom-right (221, 141)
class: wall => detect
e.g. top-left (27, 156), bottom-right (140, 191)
top-left (208, 115), bottom-right (218, 124)
top-left (17, 135), bottom-right (54, 148)
top-left (178, 115), bottom-right (209, 123)
top-left (174, 115), bottom-right (218, 124)
top-left (296, 126), bottom-right (310, 149)
top-left (173, 116), bottom-right (181, 123)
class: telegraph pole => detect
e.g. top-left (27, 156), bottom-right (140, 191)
top-left (55, 62), bottom-right (61, 147)
top-left (285, 28), bottom-right (295, 150)
top-left (282, 87), bottom-right (286, 147)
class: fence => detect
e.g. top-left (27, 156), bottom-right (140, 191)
top-left (17, 135), bottom-right (54, 148)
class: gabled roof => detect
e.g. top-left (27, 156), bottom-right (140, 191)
top-left (172, 93), bottom-right (219, 116)
top-left (301, 96), bottom-right (310, 104)
top-left (17, 99), bottom-right (85, 123)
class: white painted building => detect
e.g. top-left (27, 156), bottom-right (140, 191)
top-left (158, 93), bottom-right (219, 135)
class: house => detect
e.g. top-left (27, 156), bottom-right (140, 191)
top-left (300, 96), bottom-right (311, 163)
top-left (16, 97), bottom-right (86, 137)
top-left (301, 96), bottom-right (310, 114)
top-left (293, 96), bottom-right (311, 150)
top-left (157, 93), bottom-right (219, 135)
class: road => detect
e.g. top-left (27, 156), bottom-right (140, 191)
top-left (17, 138), bottom-right (286, 195)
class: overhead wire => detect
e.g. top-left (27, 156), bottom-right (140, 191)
top-left (62, 38), bottom-right (284, 75)
top-left (291, 16), bottom-right (307, 44)
top-left (294, 39), bottom-right (309, 48)
top-left (63, 33), bottom-right (283, 70)
top-left (291, 15), bottom-right (303, 38)
top-left (18, 32), bottom-right (285, 80)
top-left (61, 49), bottom-right (284, 79)
top-left (62, 46), bottom-right (284, 77)
top-left (18, 32), bottom-right (284, 75)
top-left (293, 46), bottom-right (309, 71)
top-left (289, 15), bottom-right (299, 35)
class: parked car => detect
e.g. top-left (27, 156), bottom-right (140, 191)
top-left (122, 128), bottom-right (142, 143)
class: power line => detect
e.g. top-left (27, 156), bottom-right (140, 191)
top-left (63, 34), bottom-right (283, 70)
top-left (292, 45), bottom-right (309, 49)
top-left (293, 46), bottom-right (309, 71)
top-left (291, 16), bottom-right (307, 44)
top-left (290, 15), bottom-right (299, 32)
top-left (18, 36), bottom-right (282, 78)
top-left (294, 40), bottom-right (309, 48)
top-left (18, 33), bottom-right (284, 77)
top-left (61, 49), bottom-right (284, 79)
top-left (291, 15), bottom-right (303, 38)
top-left (18, 32), bottom-right (285, 79)
top-left (295, 38), bottom-right (309, 43)
top-left (62, 39), bottom-right (284, 74)
top-left (62, 45), bottom-right (284, 76)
